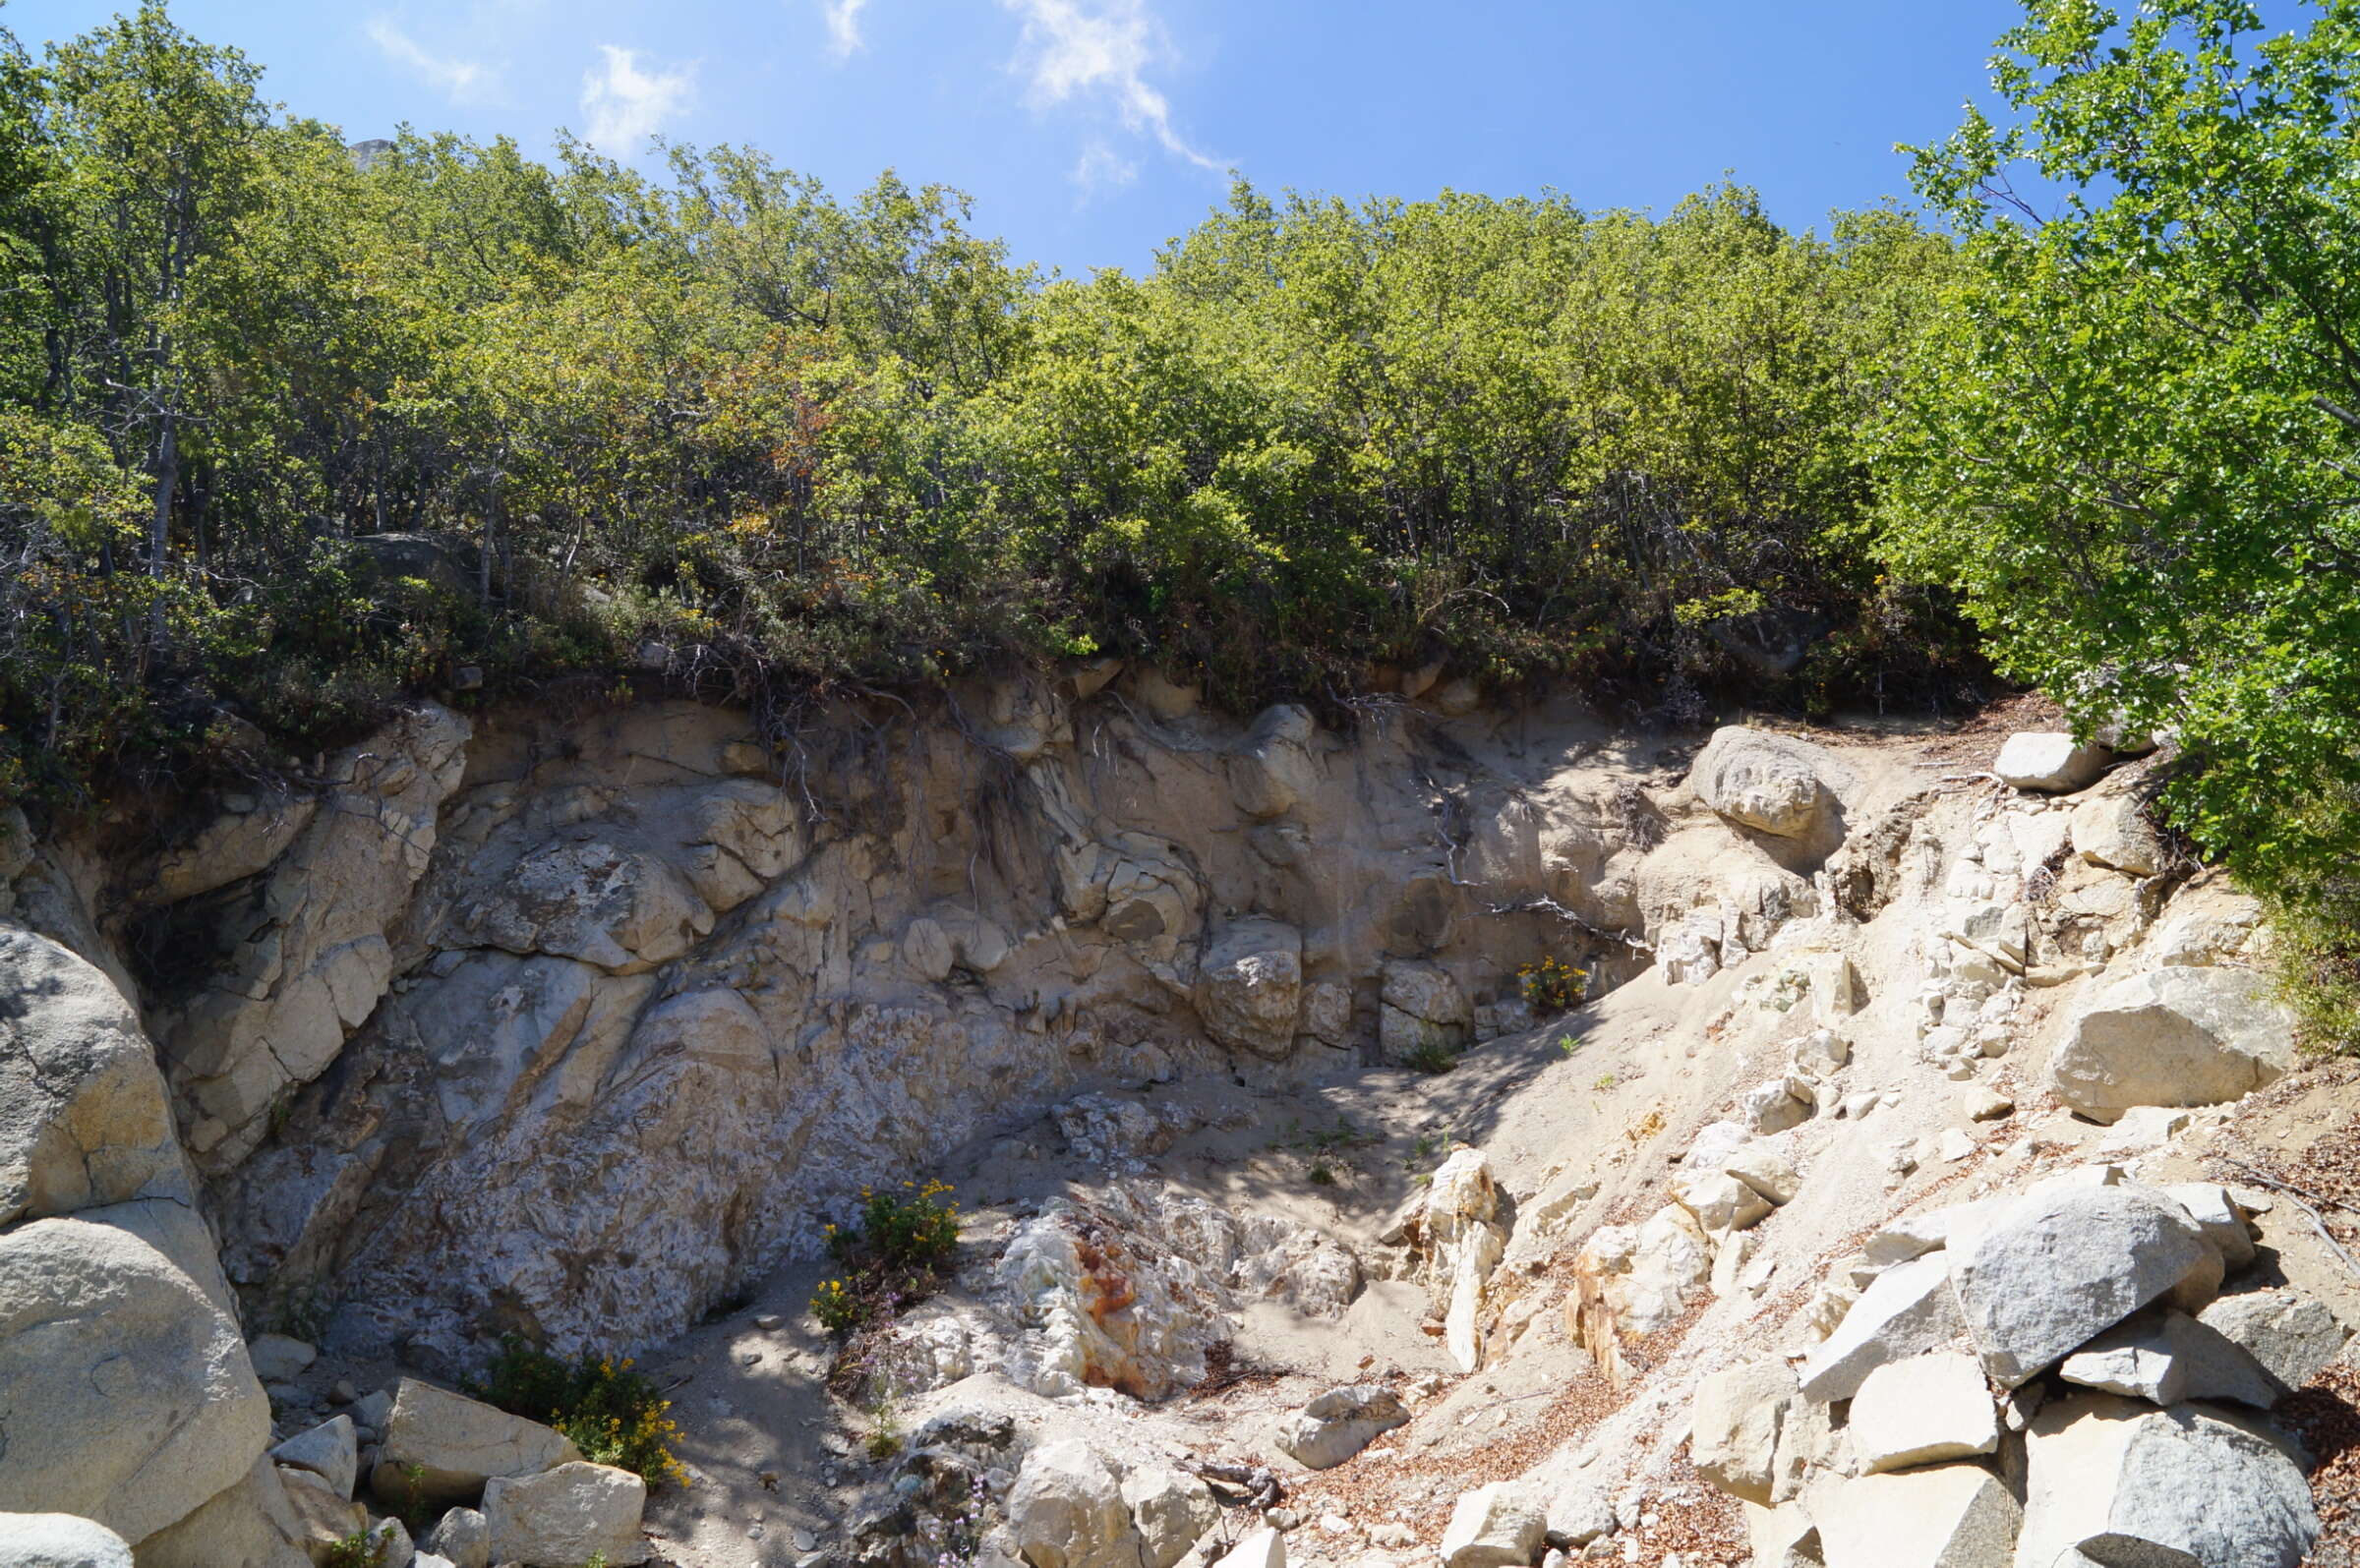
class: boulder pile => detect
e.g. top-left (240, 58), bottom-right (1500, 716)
top-left (1692, 1170), bottom-right (2343, 1567)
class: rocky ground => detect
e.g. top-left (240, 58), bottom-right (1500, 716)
top-left (0, 676), bottom-right (2355, 1566)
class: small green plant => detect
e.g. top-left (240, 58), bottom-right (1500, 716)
top-left (1593, 1073), bottom-right (1617, 1092)
top-left (466, 1338), bottom-right (686, 1487)
top-left (864, 1370), bottom-right (905, 1460)
top-left (812, 1277), bottom-right (863, 1336)
top-left (394, 1463), bottom-right (428, 1531)
top-left (322, 1530), bottom-right (385, 1568)
top-left (827, 1180), bottom-right (962, 1272)
top-left (1402, 1041), bottom-right (1458, 1074)
top-left (1556, 1032), bottom-right (1584, 1058)
top-left (1516, 956), bottom-right (1590, 1014)
top-left (1308, 1162), bottom-right (1335, 1187)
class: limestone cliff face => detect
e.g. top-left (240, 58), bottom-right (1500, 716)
top-left (18, 679), bottom-right (1700, 1366)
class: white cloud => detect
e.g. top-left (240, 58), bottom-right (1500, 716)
top-left (1001, 0), bottom-right (1221, 174)
top-left (1073, 140), bottom-right (1138, 195)
top-left (821, 0), bottom-right (870, 61)
top-left (366, 16), bottom-right (499, 103)
top-left (579, 44), bottom-right (696, 152)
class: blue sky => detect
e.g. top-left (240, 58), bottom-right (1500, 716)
top-left (7, 0), bottom-right (2036, 275)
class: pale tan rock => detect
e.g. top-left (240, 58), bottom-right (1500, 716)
top-left (2071, 793), bottom-right (2161, 874)
top-left (1671, 1170), bottom-right (1771, 1236)
top-left (1814, 1463), bottom-right (2019, 1567)
top-left (1799, 1253), bottom-right (1967, 1402)
top-left (276, 1466), bottom-right (366, 1562)
top-left (0, 1213), bottom-right (268, 1544)
top-left (0, 928), bottom-right (189, 1228)
top-left (372, 1379), bottom-right (581, 1509)
top-left (1195, 919), bottom-right (1304, 1059)
top-left (1849, 1353), bottom-right (1998, 1474)
top-left (2046, 966), bottom-right (2296, 1123)
top-left (482, 1462), bottom-right (648, 1567)
top-left (1690, 1361), bottom-right (1798, 1505)
top-left (1008, 1441), bottom-right (1141, 1568)
top-left (1438, 1482), bottom-right (1546, 1568)
top-left (134, 1457), bottom-right (309, 1568)
top-left (1122, 1465), bottom-right (1218, 1568)
top-left (1687, 727), bottom-right (1840, 840)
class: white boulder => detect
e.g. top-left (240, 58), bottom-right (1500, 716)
top-left (2058, 1309), bottom-right (2281, 1408)
top-left (2046, 966), bottom-right (2296, 1123)
top-left (0, 1213), bottom-right (268, 1544)
top-left (1687, 727), bottom-right (1840, 840)
top-left (1689, 1361), bottom-right (1799, 1505)
top-left (372, 1378), bottom-right (581, 1508)
top-left (1195, 919), bottom-right (1304, 1059)
top-left (1438, 1482), bottom-right (1546, 1568)
top-left (1994, 732), bottom-right (2110, 793)
top-left (1121, 1466), bottom-right (1218, 1568)
top-left (1799, 1253), bottom-right (1967, 1402)
top-left (481, 1461), bottom-right (648, 1567)
top-left (269, 1416), bottom-right (357, 1500)
top-left (1813, 1463), bottom-right (2020, 1568)
top-left (1008, 1441), bottom-right (1142, 1568)
top-left (1849, 1352), bottom-right (1999, 1474)
top-left (0, 1514), bottom-right (135, 1568)
top-left (1274, 1385), bottom-right (1409, 1471)
top-left (2199, 1289), bottom-right (2353, 1394)
top-left (2071, 793), bottom-right (2161, 874)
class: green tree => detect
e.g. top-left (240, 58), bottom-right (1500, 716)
top-left (1880, 0), bottom-right (2360, 897)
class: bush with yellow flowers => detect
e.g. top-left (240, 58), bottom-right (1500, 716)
top-left (828, 1179), bottom-right (961, 1273)
top-left (810, 1276), bottom-right (862, 1335)
top-left (465, 1336), bottom-right (687, 1487)
top-left (1516, 956), bottom-right (1589, 1014)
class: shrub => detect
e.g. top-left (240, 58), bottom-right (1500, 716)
top-left (827, 1180), bottom-right (961, 1273)
top-left (1517, 957), bottom-right (1589, 1014)
top-left (322, 1532), bottom-right (385, 1568)
top-left (2272, 887), bottom-right (2360, 1057)
top-left (811, 1277), bottom-right (863, 1336)
top-left (465, 1338), bottom-right (686, 1487)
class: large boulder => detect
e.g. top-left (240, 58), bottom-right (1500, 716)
top-left (1950, 1185), bottom-right (2222, 1388)
top-left (1194, 919), bottom-right (1304, 1059)
top-left (1994, 732), bottom-right (2110, 792)
top-left (2071, 792), bottom-right (2162, 875)
top-left (2015, 1395), bottom-right (2318, 1568)
top-left (1813, 1463), bottom-right (2020, 1568)
top-left (1120, 1466), bottom-right (1218, 1568)
top-left (0, 1514), bottom-right (135, 1568)
top-left (0, 1213), bottom-right (268, 1544)
top-left (419, 1507), bottom-right (490, 1568)
top-left (2199, 1288), bottom-right (2353, 1394)
top-left (2046, 966), bottom-right (2296, 1123)
top-left (1799, 1253), bottom-right (1967, 1402)
top-left (1007, 1441), bottom-right (1142, 1568)
top-left (1378, 960), bottom-right (1471, 1067)
top-left (481, 1461), bottom-right (648, 1567)
top-left (1273, 1384), bottom-right (1409, 1471)
top-left (1686, 727), bottom-right (1840, 840)
top-left (1848, 1352), bottom-right (1999, 1474)
top-left (133, 1457), bottom-right (308, 1568)
top-left (2058, 1308), bottom-right (2281, 1409)
top-left (371, 1379), bottom-right (581, 1509)
top-left (1226, 705), bottom-right (1321, 820)
top-left (269, 1416), bottom-right (358, 1500)
top-left (1690, 1361), bottom-right (1800, 1506)
top-left (1438, 1482), bottom-right (1546, 1568)
top-left (0, 928), bottom-right (189, 1228)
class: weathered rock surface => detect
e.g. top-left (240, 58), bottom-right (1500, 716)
top-left (2059, 1308), bottom-right (2282, 1409)
top-left (0, 1212), bottom-right (268, 1544)
top-left (133, 1457), bottom-right (308, 1568)
top-left (0, 928), bottom-right (188, 1227)
top-left (1438, 1482), bottom-right (1546, 1568)
top-left (1849, 1352), bottom-right (1999, 1474)
top-left (2072, 792), bottom-right (2161, 875)
top-left (1195, 919), bottom-right (1303, 1059)
top-left (419, 1506), bottom-right (491, 1568)
top-left (1814, 1463), bottom-right (2020, 1568)
top-left (1008, 1441), bottom-right (1141, 1568)
top-left (2046, 965), bottom-right (2296, 1122)
top-left (1274, 1384), bottom-right (1410, 1470)
top-left (269, 1416), bottom-right (358, 1500)
top-left (1687, 727), bottom-right (1841, 840)
top-left (1379, 960), bottom-right (1471, 1067)
top-left (1689, 1361), bottom-right (1799, 1505)
top-left (2200, 1287), bottom-right (2353, 1394)
top-left (0, 1514), bottom-right (135, 1568)
top-left (481, 1461), bottom-right (649, 1567)
top-left (275, 1465), bottom-right (366, 1560)
top-left (372, 1379), bottom-right (581, 1508)
top-left (1120, 1465), bottom-right (1218, 1568)
top-left (1949, 1184), bottom-right (2222, 1387)
top-left (2016, 1395), bottom-right (2318, 1568)
top-left (1995, 732), bottom-right (2110, 792)
top-left (1799, 1253), bottom-right (1966, 1402)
